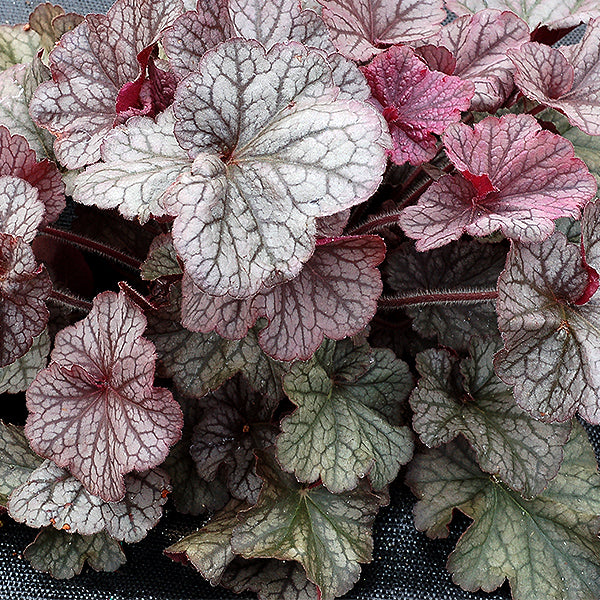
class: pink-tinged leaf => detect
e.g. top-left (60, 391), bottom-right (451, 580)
top-left (9, 460), bottom-right (170, 543)
top-left (0, 330), bottom-right (50, 395)
top-left (0, 233), bottom-right (51, 368)
top-left (0, 126), bottom-right (65, 226)
top-left (400, 114), bottom-right (597, 250)
top-left (0, 176), bottom-right (44, 243)
top-left (170, 39), bottom-right (389, 297)
top-left (29, 0), bottom-right (184, 169)
top-left (509, 21), bottom-right (600, 136)
top-left (363, 45), bottom-right (474, 166)
top-left (182, 235), bottom-right (385, 361)
top-left (423, 10), bottom-right (530, 111)
top-left (317, 0), bottom-right (445, 61)
top-left (315, 211), bottom-right (351, 237)
top-left (413, 44), bottom-right (456, 75)
top-left (495, 232), bottom-right (600, 423)
top-left (444, 0), bottom-right (600, 30)
top-left (25, 291), bottom-right (183, 502)
top-left (190, 375), bottom-right (279, 504)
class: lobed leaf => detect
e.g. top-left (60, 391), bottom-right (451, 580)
top-left (385, 240), bottom-right (505, 349)
top-left (0, 330), bottom-right (50, 395)
top-left (28, 3), bottom-right (83, 53)
top-left (190, 376), bottom-right (279, 504)
top-left (0, 24), bottom-right (41, 71)
top-left (0, 176), bottom-right (44, 243)
top-left (181, 235), bottom-right (385, 361)
top-left (400, 114), bottom-right (597, 250)
top-left (406, 424), bottom-right (600, 600)
top-left (278, 339), bottom-right (414, 493)
top-left (317, 0), bottom-right (445, 61)
top-left (422, 9), bottom-right (529, 112)
top-left (26, 291), bottom-right (183, 502)
top-left (0, 233), bottom-right (51, 368)
top-left (362, 45), bottom-right (473, 166)
top-left (24, 528), bottom-right (126, 580)
top-left (232, 450), bottom-right (381, 600)
top-left (411, 339), bottom-right (571, 497)
top-left (509, 21), bottom-right (600, 136)
top-left (9, 460), bottom-right (171, 543)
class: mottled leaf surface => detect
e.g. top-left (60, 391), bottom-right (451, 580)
top-left (0, 126), bottom-right (65, 225)
top-left (141, 234), bottom-right (182, 281)
top-left (423, 10), bottom-right (529, 111)
top-left (29, 0), bottom-right (183, 168)
top-left (509, 22), bottom-right (600, 136)
top-left (0, 24), bottom-right (40, 71)
top-left (278, 339), bottom-right (413, 493)
top-left (190, 376), bottom-right (278, 504)
top-left (386, 240), bottom-right (505, 349)
top-left (26, 291), bottom-right (183, 501)
top-left (445, 0), bottom-right (600, 30)
top-left (0, 59), bottom-right (56, 160)
top-left (24, 528), bottom-right (126, 580)
top-left (363, 45), bottom-right (473, 165)
top-left (28, 3), bottom-right (83, 53)
top-left (0, 421), bottom-right (43, 507)
top-left (164, 499), bottom-right (246, 584)
top-left (170, 39), bottom-right (388, 297)
top-left (9, 461), bottom-right (170, 543)
top-left (406, 424), bottom-right (600, 600)
top-left (0, 330), bottom-right (50, 395)
top-left (222, 558), bottom-right (319, 600)
top-left (0, 176), bottom-right (44, 243)
top-left (400, 114), bottom-right (596, 250)
top-left (411, 339), bottom-right (571, 497)
top-left (182, 235), bottom-right (385, 361)
top-left (0, 233), bottom-right (51, 368)
top-left (317, 0), bottom-right (445, 61)
top-left (495, 231), bottom-right (600, 422)
top-left (232, 450), bottom-right (380, 600)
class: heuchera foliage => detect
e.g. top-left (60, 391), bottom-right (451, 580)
top-left (4, 1), bottom-right (600, 599)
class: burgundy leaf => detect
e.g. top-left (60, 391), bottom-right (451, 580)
top-left (0, 233), bottom-right (51, 368)
top-left (29, 0), bottom-right (184, 168)
top-left (0, 126), bottom-right (65, 226)
top-left (182, 235), bottom-right (385, 361)
top-left (26, 291), bottom-right (183, 502)
top-left (400, 114), bottom-right (597, 250)
top-left (317, 0), bottom-right (446, 61)
top-left (422, 10), bottom-right (529, 111)
top-left (509, 20), bottom-right (600, 136)
top-left (362, 45), bottom-right (474, 165)
top-left (190, 375), bottom-right (279, 504)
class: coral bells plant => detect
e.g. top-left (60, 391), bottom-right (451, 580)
top-left (5, 1), bottom-right (600, 599)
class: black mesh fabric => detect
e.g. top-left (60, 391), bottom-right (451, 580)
top-left (0, 2), bottom-right (592, 599)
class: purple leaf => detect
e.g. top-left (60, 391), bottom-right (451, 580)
top-left (9, 460), bottom-right (171, 543)
top-left (400, 114), bottom-right (597, 250)
top-left (25, 291), bottom-right (183, 502)
top-left (181, 235), bottom-right (385, 361)
top-left (29, 0), bottom-right (184, 168)
top-left (317, 0), bottom-right (446, 61)
top-left (444, 0), bottom-right (600, 30)
top-left (422, 10), bottom-right (529, 111)
top-left (190, 375), bottom-right (279, 504)
top-left (362, 45), bottom-right (474, 165)
top-left (0, 176), bottom-right (44, 243)
top-left (0, 233), bottom-right (51, 368)
top-left (495, 231), bottom-right (600, 423)
top-left (509, 21), bottom-right (600, 136)
top-left (0, 126), bottom-right (65, 226)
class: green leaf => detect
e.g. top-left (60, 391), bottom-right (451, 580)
top-left (0, 330), bottom-right (50, 394)
top-left (495, 231), bottom-right (600, 422)
top-left (231, 450), bottom-right (381, 600)
top-left (24, 528), bottom-right (126, 579)
top-left (141, 234), bottom-right (182, 280)
top-left (164, 499), bottom-right (247, 585)
top-left (0, 24), bottom-right (40, 71)
top-left (0, 421), bottom-right (43, 507)
top-left (411, 338), bottom-right (571, 497)
top-left (386, 240), bottom-right (505, 349)
top-left (278, 339), bottom-right (413, 493)
top-left (406, 423), bottom-right (600, 600)
top-left (222, 558), bottom-right (319, 600)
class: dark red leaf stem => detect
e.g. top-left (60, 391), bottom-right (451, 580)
top-left (39, 226), bottom-right (142, 271)
top-left (48, 289), bottom-right (93, 312)
top-left (347, 212), bottom-right (402, 235)
top-left (379, 289), bottom-right (498, 308)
